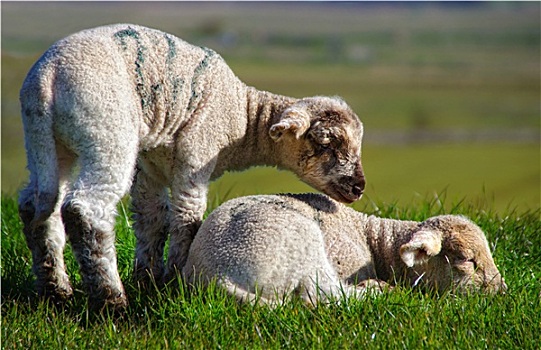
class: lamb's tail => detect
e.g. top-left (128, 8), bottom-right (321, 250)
top-left (19, 57), bottom-right (60, 227)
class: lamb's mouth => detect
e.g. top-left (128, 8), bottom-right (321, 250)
top-left (327, 183), bottom-right (363, 204)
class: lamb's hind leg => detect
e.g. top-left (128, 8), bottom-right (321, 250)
top-left (310, 278), bottom-right (390, 304)
top-left (131, 167), bottom-right (169, 287)
top-left (61, 144), bottom-right (137, 311)
top-left (219, 278), bottom-right (277, 307)
top-left (302, 264), bottom-right (389, 305)
top-left (18, 145), bottom-right (75, 302)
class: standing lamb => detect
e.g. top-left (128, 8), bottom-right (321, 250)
top-left (183, 194), bottom-right (506, 305)
top-left (18, 24), bottom-right (365, 310)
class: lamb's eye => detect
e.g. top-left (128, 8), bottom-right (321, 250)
top-left (307, 132), bottom-right (329, 147)
top-left (312, 137), bottom-right (331, 150)
top-left (456, 258), bottom-right (477, 271)
top-left (319, 137), bottom-right (331, 146)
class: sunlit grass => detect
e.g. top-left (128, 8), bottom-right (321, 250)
top-left (1, 194), bottom-right (539, 349)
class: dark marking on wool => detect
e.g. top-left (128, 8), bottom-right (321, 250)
top-left (114, 27), bottom-right (140, 46)
top-left (164, 34), bottom-right (183, 120)
top-left (164, 34), bottom-right (177, 61)
top-left (152, 84), bottom-right (162, 93)
top-left (255, 99), bottom-right (266, 123)
top-left (285, 193), bottom-right (338, 213)
top-left (230, 209), bottom-right (247, 226)
top-left (141, 33), bottom-right (186, 142)
top-left (113, 27), bottom-right (150, 112)
top-left (187, 47), bottom-right (216, 114)
top-left (170, 78), bottom-right (183, 103)
top-left (244, 91), bottom-right (266, 151)
top-left (166, 78), bottom-right (184, 125)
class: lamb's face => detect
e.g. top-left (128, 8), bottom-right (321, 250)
top-left (401, 216), bottom-right (507, 294)
top-left (300, 113), bottom-right (365, 203)
top-left (270, 97), bottom-right (365, 204)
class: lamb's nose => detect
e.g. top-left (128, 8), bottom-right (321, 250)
top-left (358, 175), bottom-right (366, 192)
top-left (352, 184), bottom-right (364, 197)
top-left (351, 176), bottom-right (365, 197)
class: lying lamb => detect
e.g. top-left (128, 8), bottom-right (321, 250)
top-left (18, 24), bottom-right (365, 310)
top-left (183, 194), bottom-right (506, 305)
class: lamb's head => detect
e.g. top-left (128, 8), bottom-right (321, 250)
top-left (399, 215), bottom-right (506, 294)
top-left (269, 96), bottom-right (365, 203)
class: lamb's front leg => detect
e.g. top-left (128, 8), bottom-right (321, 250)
top-left (164, 172), bottom-right (209, 283)
top-left (131, 168), bottom-right (169, 286)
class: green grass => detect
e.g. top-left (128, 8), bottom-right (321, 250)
top-left (1, 194), bottom-right (540, 349)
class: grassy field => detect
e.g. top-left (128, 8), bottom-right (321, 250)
top-left (1, 3), bottom-right (540, 348)
top-left (2, 194), bottom-right (540, 349)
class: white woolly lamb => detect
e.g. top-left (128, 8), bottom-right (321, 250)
top-left (183, 194), bottom-right (507, 306)
top-left (18, 24), bottom-right (365, 310)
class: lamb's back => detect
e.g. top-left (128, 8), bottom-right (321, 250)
top-left (185, 194), bottom-right (375, 287)
top-left (184, 195), bottom-right (331, 291)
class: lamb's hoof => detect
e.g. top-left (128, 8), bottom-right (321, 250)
top-left (87, 283), bottom-right (128, 314)
top-left (38, 283), bottom-right (74, 305)
top-left (162, 265), bottom-right (183, 287)
top-left (357, 279), bottom-right (393, 293)
top-left (89, 292), bottom-right (128, 315)
top-left (162, 272), bottom-right (178, 287)
top-left (133, 267), bottom-right (164, 291)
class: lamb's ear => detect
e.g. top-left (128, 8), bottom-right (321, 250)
top-left (269, 106), bottom-right (311, 141)
top-left (399, 230), bottom-right (442, 267)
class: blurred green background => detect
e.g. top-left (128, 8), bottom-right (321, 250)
top-left (2, 2), bottom-right (539, 213)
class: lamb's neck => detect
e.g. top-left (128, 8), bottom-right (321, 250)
top-left (243, 87), bottom-right (298, 166)
top-left (363, 215), bottom-right (419, 281)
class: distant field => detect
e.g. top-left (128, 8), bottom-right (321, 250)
top-left (1, 2), bottom-right (539, 214)
top-left (209, 144), bottom-right (540, 214)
